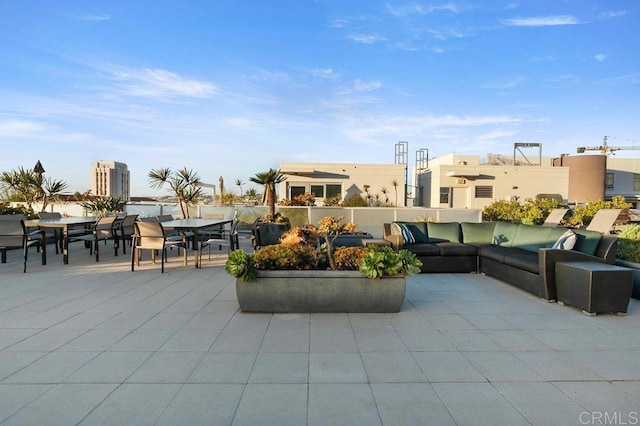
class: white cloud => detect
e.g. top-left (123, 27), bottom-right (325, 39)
top-left (386, 3), bottom-right (465, 17)
top-left (0, 120), bottom-right (45, 137)
top-left (112, 68), bottom-right (216, 99)
top-left (599, 10), bottom-right (627, 19)
top-left (252, 70), bottom-right (289, 82)
top-left (481, 76), bottom-right (527, 90)
top-left (310, 68), bottom-right (339, 79)
top-left (347, 34), bottom-right (386, 44)
top-left (502, 15), bottom-right (579, 27)
top-left (353, 79), bottom-right (382, 92)
top-left (595, 54), bottom-right (607, 62)
top-left (78, 13), bottom-right (111, 21)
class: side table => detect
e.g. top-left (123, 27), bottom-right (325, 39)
top-left (555, 261), bottom-right (633, 316)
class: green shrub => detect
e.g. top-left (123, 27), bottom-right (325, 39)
top-left (617, 224), bottom-right (640, 263)
top-left (359, 246), bottom-right (422, 279)
top-left (0, 203), bottom-right (36, 219)
top-left (333, 246), bottom-right (367, 270)
top-left (225, 250), bottom-right (257, 282)
top-left (563, 196), bottom-right (632, 228)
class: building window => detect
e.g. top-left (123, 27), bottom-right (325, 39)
top-left (290, 186), bottom-right (305, 198)
top-left (310, 185), bottom-right (324, 197)
top-left (439, 187), bottom-right (449, 204)
top-left (475, 186), bottom-right (493, 198)
top-left (606, 173), bottom-right (615, 190)
top-left (634, 174), bottom-right (640, 191)
top-left (325, 184), bottom-right (341, 198)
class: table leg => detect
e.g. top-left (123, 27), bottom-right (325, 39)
top-left (62, 226), bottom-right (69, 264)
top-left (194, 230), bottom-right (200, 268)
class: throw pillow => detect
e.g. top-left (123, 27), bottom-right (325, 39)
top-left (392, 222), bottom-right (416, 244)
top-left (551, 229), bottom-right (577, 250)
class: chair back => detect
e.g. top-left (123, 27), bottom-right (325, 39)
top-left (0, 214), bottom-right (27, 221)
top-left (118, 214), bottom-right (139, 234)
top-left (38, 212), bottom-right (62, 219)
top-left (0, 218), bottom-right (26, 248)
top-left (156, 214), bottom-right (174, 222)
top-left (133, 221), bottom-right (167, 250)
top-left (203, 213), bottom-right (225, 220)
top-left (138, 216), bottom-right (160, 222)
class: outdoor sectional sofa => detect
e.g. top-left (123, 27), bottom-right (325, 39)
top-left (383, 221), bottom-right (618, 302)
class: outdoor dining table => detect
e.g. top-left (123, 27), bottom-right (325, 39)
top-left (161, 218), bottom-right (233, 268)
top-left (25, 216), bottom-right (97, 264)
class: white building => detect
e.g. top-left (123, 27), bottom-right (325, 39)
top-left (91, 161), bottom-right (130, 201)
top-left (416, 153), bottom-right (571, 209)
top-left (279, 162), bottom-right (406, 206)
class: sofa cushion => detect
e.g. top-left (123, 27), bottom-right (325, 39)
top-left (391, 222), bottom-right (428, 243)
top-left (461, 222), bottom-right (496, 244)
top-left (436, 242), bottom-right (478, 256)
top-left (492, 221), bottom-right (519, 247)
top-left (477, 245), bottom-right (513, 263)
top-left (405, 243), bottom-right (441, 256)
top-left (572, 229), bottom-right (603, 255)
top-left (503, 250), bottom-right (539, 274)
top-left (392, 222), bottom-right (416, 243)
top-left (512, 224), bottom-right (553, 253)
top-left (427, 222), bottom-right (461, 243)
top-left (551, 229), bottom-right (577, 250)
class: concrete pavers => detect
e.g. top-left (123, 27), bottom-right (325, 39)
top-left (0, 239), bottom-right (639, 424)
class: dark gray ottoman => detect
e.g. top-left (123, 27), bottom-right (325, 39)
top-left (555, 261), bottom-right (633, 316)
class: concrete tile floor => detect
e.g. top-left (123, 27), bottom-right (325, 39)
top-left (0, 236), bottom-right (639, 425)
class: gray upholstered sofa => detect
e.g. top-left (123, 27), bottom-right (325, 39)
top-left (383, 221), bottom-right (618, 302)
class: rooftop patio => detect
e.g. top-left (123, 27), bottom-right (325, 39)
top-left (1, 237), bottom-right (639, 425)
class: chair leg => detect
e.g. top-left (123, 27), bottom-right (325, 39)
top-left (23, 243), bottom-right (28, 273)
top-left (94, 240), bottom-right (100, 262)
top-left (41, 241), bottom-right (46, 266)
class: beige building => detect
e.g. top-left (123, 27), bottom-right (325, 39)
top-left (603, 157), bottom-right (640, 207)
top-left (416, 153), bottom-right (571, 209)
top-left (279, 162), bottom-right (406, 206)
top-left (91, 161), bottom-right (130, 202)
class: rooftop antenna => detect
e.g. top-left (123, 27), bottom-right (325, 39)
top-left (395, 141), bottom-right (408, 206)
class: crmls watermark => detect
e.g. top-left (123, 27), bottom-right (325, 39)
top-left (580, 411), bottom-right (639, 425)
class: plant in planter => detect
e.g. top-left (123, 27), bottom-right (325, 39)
top-left (226, 215), bottom-right (423, 282)
top-left (226, 216), bottom-right (422, 312)
top-left (249, 168), bottom-right (286, 222)
top-left (616, 224), bottom-right (640, 300)
top-left (316, 215), bottom-right (357, 270)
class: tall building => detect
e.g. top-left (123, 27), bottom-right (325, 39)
top-left (91, 161), bottom-right (130, 201)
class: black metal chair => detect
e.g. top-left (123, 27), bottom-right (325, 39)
top-left (131, 221), bottom-right (187, 273)
top-left (68, 216), bottom-right (118, 262)
top-left (0, 216), bottom-right (46, 273)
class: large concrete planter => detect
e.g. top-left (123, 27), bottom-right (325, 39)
top-left (615, 259), bottom-right (640, 300)
top-left (235, 270), bottom-right (406, 313)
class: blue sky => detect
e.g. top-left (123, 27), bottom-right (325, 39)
top-left (1, 1), bottom-right (639, 196)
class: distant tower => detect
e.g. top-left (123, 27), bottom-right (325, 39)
top-left (91, 161), bottom-right (130, 201)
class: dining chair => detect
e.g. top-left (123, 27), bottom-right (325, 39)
top-left (131, 221), bottom-right (187, 273)
top-left (37, 212), bottom-right (63, 254)
top-left (68, 216), bottom-right (118, 262)
top-left (199, 219), bottom-right (239, 263)
top-left (0, 216), bottom-right (47, 273)
top-left (113, 214), bottom-right (138, 255)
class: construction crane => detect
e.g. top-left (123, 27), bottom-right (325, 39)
top-left (577, 136), bottom-right (640, 155)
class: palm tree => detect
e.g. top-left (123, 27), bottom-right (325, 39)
top-left (249, 168), bottom-right (286, 221)
top-left (148, 167), bottom-right (203, 218)
top-left (391, 179), bottom-right (399, 207)
top-left (0, 167), bottom-right (68, 211)
top-left (235, 179), bottom-right (245, 197)
top-left (245, 188), bottom-right (258, 204)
